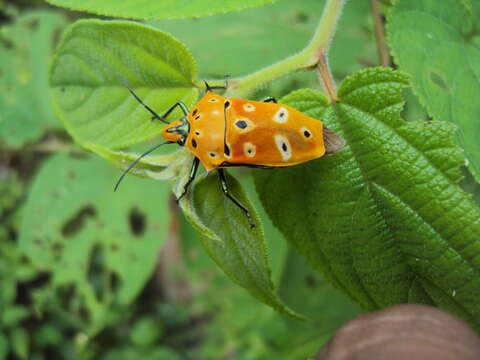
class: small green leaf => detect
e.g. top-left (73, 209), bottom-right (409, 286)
top-left (255, 68), bottom-right (480, 330)
top-left (1, 306), bottom-right (29, 327)
top-left (0, 332), bottom-right (7, 360)
top-left (50, 20), bottom-right (198, 151)
top-left (131, 317), bottom-right (162, 347)
top-left (387, 0), bottom-right (480, 181)
top-left (18, 154), bottom-right (171, 332)
top-left (45, 0), bottom-right (280, 20)
top-left (10, 327), bottom-right (28, 359)
top-left (179, 172), bottom-right (301, 319)
top-left (0, 11), bottom-right (67, 148)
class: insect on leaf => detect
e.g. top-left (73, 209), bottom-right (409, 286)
top-left (255, 67), bottom-right (480, 331)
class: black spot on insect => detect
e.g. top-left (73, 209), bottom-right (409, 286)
top-left (195, 131), bottom-right (200, 136)
top-left (209, 152), bottom-right (216, 158)
top-left (224, 144), bottom-right (230, 156)
top-left (192, 109), bottom-right (198, 116)
top-left (195, 114), bottom-right (201, 120)
top-left (304, 130), bottom-right (311, 138)
top-left (247, 149), bottom-right (253, 154)
top-left (235, 120), bottom-right (247, 129)
top-left (192, 139), bottom-right (197, 148)
top-left (282, 143), bottom-right (288, 152)
top-left (279, 111), bottom-right (285, 118)
top-left (224, 100), bottom-right (231, 109)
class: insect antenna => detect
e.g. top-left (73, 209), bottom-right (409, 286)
top-left (118, 75), bottom-right (170, 125)
top-left (114, 141), bottom-right (174, 192)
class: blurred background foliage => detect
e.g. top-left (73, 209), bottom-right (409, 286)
top-left (1, 0), bottom-right (477, 359)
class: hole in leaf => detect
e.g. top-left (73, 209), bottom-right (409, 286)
top-left (295, 12), bottom-right (309, 23)
top-left (87, 244), bottom-right (105, 301)
top-left (62, 206), bottom-right (96, 237)
top-left (305, 274), bottom-right (317, 288)
top-left (26, 19), bottom-right (39, 30)
top-left (430, 71), bottom-right (450, 91)
top-left (129, 207), bottom-right (146, 236)
top-left (110, 272), bottom-right (121, 293)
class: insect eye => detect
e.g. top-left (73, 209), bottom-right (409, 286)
top-left (304, 130), bottom-right (311, 138)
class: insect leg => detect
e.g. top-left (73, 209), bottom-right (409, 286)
top-left (217, 169), bottom-right (255, 228)
top-left (176, 157), bottom-right (200, 202)
top-left (263, 96), bottom-right (277, 103)
top-left (158, 101), bottom-right (189, 122)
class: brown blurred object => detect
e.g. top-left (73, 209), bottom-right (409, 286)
top-left (316, 304), bottom-right (480, 360)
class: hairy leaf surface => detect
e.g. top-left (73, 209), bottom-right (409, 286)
top-left (255, 68), bottom-right (480, 330)
top-left (50, 20), bottom-right (198, 152)
top-left (387, 0), bottom-right (480, 181)
top-left (45, 0), bottom-right (280, 20)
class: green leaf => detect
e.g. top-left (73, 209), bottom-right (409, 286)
top-left (387, 0), bottom-right (480, 181)
top-left (49, 19), bottom-right (198, 152)
top-left (0, 10), bottom-right (67, 148)
top-left (255, 68), bottom-right (480, 331)
top-left (179, 171), bottom-right (301, 319)
top-left (0, 332), bottom-right (7, 360)
top-left (151, 0), bottom-right (373, 78)
top-left (10, 327), bottom-right (28, 359)
top-left (18, 154), bottom-right (171, 333)
top-left (1, 306), bottom-right (29, 327)
top-left (45, 0), bottom-right (280, 20)
top-left (130, 317), bottom-right (162, 347)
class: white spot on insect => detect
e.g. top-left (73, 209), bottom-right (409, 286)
top-left (300, 127), bottom-right (312, 139)
top-left (243, 103), bottom-right (256, 112)
top-left (210, 133), bottom-right (221, 140)
top-left (274, 134), bottom-right (292, 161)
top-left (211, 109), bottom-right (220, 116)
top-left (244, 142), bottom-right (256, 158)
top-left (209, 98), bottom-right (218, 103)
top-left (273, 107), bottom-right (289, 123)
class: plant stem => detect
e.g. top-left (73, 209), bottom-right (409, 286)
top-left (317, 51), bottom-right (338, 103)
top-left (371, 0), bottom-right (391, 67)
top-left (225, 0), bottom-right (347, 99)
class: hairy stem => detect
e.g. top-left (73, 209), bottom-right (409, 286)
top-left (225, 0), bottom-right (347, 98)
top-left (371, 0), bottom-right (391, 67)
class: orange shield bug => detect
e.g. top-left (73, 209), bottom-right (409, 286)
top-left (115, 81), bottom-right (344, 228)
